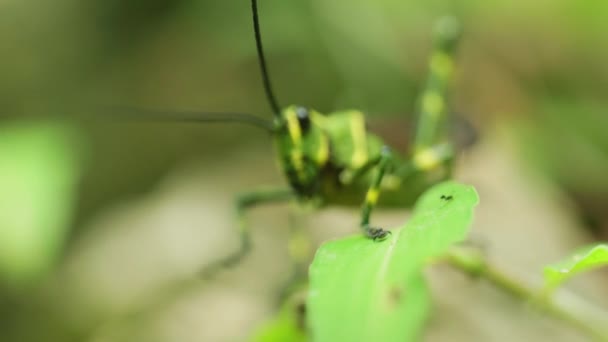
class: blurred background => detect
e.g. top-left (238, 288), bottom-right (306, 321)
top-left (1, 0), bottom-right (608, 341)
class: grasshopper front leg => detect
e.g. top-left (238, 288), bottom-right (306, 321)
top-left (360, 146), bottom-right (393, 241)
top-left (201, 188), bottom-right (293, 278)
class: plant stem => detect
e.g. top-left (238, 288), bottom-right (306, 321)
top-left (443, 247), bottom-right (608, 341)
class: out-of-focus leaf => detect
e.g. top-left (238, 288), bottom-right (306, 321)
top-left (543, 244), bottom-right (608, 292)
top-left (251, 294), bottom-right (307, 342)
top-left (0, 121), bottom-right (83, 285)
top-left (308, 181), bottom-right (479, 342)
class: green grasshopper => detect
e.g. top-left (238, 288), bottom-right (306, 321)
top-left (116, 0), bottom-right (461, 274)
top-left (201, 0), bottom-right (463, 273)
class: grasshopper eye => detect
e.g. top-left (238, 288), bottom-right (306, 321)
top-left (295, 106), bottom-right (311, 132)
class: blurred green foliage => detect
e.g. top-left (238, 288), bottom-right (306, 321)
top-left (0, 121), bottom-right (82, 286)
top-left (1, 0), bottom-right (608, 341)
top-left (252, 295), bottom-right (307, 342)
top-left (544, 244), bottom-right (608, 294)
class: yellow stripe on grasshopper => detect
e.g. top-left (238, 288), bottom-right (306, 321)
top-left (285, 110), bottom-right (306, 180)
top-left (413, 147), bottom-right (442, 171)
top-left (286, 109), bottom-right (302, 144)
top-left (315, 134), bottom-right (330, 166)
top-left (422, 92), bottom-right (445, 119)
top-left (289, 149), bottom-right (308, 182)
top-left (430, 51), bottom-right (453, 80)
top-left (350, 111), bottom-right (368, 168)
top-left (308, 110), bottom-right (330, 166)
top-left (365, 187), bottom-right (380, 205)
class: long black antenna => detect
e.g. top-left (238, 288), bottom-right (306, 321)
top-left (97, 106), bottom-right (275, 133)
top-left (251, 0), bottom-right (281, 117)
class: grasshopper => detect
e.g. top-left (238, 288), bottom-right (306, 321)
top-left (116, 0), bottom-right (461, 274)
top-left (201, 0), bottom-right (463, 273)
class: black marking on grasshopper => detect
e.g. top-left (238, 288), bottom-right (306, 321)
top-left (295, 106), bottom-right (311, 133)
top-left (441, 194), bottom-right (453, 201)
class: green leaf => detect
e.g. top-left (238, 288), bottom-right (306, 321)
top-left (0, 121), bottom-right (83, 286)
top-left (543, 244), bottom-right (608, 292)
top-left (251, 292), bottom-right (307, 342)
top-left (308, 181), bottom-right (479, 342)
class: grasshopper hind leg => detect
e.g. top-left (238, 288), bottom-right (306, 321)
top-left (201, 188), bottom-right (293, 278)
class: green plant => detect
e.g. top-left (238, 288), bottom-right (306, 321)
top-left (254, 182), bottom-right (608, 341)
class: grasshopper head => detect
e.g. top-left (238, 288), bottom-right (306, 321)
top-left (273, 105), bottom-right (330, 197)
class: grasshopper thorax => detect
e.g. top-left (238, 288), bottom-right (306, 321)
top-left (273, 105), bottom-right (330, 198)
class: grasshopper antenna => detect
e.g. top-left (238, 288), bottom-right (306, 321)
top-left (251, 0), bottom-right (281, 117)
top-left (95, 106), bottom-right (275, 133)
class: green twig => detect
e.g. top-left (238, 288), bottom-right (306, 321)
top-left (443, 247), bottom-right (608, 341)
